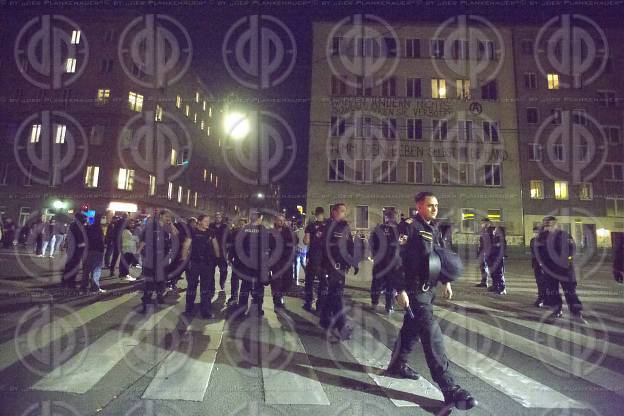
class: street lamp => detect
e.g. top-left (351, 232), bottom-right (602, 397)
top-left (257, 192), bottom-right (264, 199)
top-left (53, 200), bottom-right (65, 210)
top-left (223, 111), bottom-right (250, 139)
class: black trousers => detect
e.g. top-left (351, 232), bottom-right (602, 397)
top-left (62, 247), bottom-right (85, 288)
top-left (544, 273), bottom-right (582, 314)
top-left (109, 245), bottom-right (120, 275)
top-left (141, 271), bottom-right (166, 304)
top-left (319, 267), bottom-right (347, 330)
top-left (389, 290), bottom-right (455, 392)
top-left (216, 257), bottom-right (228, 289)
top-left (186, 260), bottom-right (216, 313)
top-left (119, 252), bottom-right (138, 277)
top-left (271, 264), bottom-right (293, 302)
top-left (304, 256), bottom-right (326, 305)
top-left (490, 258), bottom-right (506, 291)
top-left (238, 276), bottom-right (265, 312)
top-left (230, 269), bottom-right (240, 300)
top-left (533, 266), bottom-right (547, 302)
top-left (371, 265), bottom-right (396, 309)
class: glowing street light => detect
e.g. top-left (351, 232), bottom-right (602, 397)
top-left (224, 111), bottom-right (250, 139)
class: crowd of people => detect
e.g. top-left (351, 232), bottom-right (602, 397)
top-left (7, 189), bottom-right (624, 411)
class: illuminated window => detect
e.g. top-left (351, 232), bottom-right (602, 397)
top-left (85, 166), bottom-right (99, 188)
top-left (487, 209), bottom-right (502, 222)
top-left (96, 88), bottom-right (110, 103)
top-left (128, 92), bottom-right (143, 112)
top-left (148, 175), bottom-right (156, 196)
top-left (117, 168), bottom-right (134, 191)
top-left (206, 126), bottom-right (210, 136)
top-left (155, 104), bottom-right (163, 122)
top-left (195, 92), bottom-right (200, 102)
top-left (54, 124), bottom-right (66, 143)
top-left (71, 30), bottom-right (81, 44)
top-left (215, 175), bottom-right (219, 188)
top-left (176, 95), bottom-right (181, 108)
top-left (200, 120), bottom-right (205, 130)
top-left (65, 58), bottom-right (76, 73)
top-left (177, 186), bottom-right (183, 203)
top-left (579, 183), bottom-right (593, 200)
top-left (209, 107), bottom-right (212, 117)
top-left (203, 100), bottom-right (206, 111)
top-left (193, 113), bottom-right (197, 123)
top-left (431, 78), bottom-right (446, 99)
top-left (186, 189), bottom-right (191, 205)
top-left (554, 181), bottom-right (569, 200)
top-left (203, 169), bottom-right (208, 182)
top-left (185, 104), bottom-right (190, 117)
top-left (167, 182), bottom-right (173, 200)
top-left (547, 73), bottom-right (560, 90)
top-left (461, 209), bottom-right (477, 233)
top-left (194, 191), bottom-right (198, 207)
top-left (170, 148), bottom-right (177, 166)
top-left (456, 79), bottom-right (470, 99)
top-left (530, 180), bottom-right (544, 199)
top-left (30, 124), bottom-right (41, 143)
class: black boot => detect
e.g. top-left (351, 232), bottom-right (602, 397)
top-left (385, 363), bottom-right (421, 380)
top-left (443, 386), bottom-right (477, 410)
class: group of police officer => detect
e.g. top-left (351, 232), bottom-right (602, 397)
top-left (127, 190), bottom-right (477, 411)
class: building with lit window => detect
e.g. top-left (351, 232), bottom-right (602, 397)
top-left (513, 23), bottom-right (624, 248)
top-left (0, 11), bottom-right (250, 225)
top-left (307, 18), bottom-right (524, 248)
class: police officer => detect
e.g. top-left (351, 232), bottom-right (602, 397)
top-left (235, 211), bottom-right (271, 318)
top-left (302, 207), bottom-right (328, 312)
top-left (269, 213), bottom-right (296, 309)
top-left (475, 218), bottom-right (492, 288)
top-left (368, 208), bottom-right (400, 314)
top-left (387, 191), bottom-right (477, 410)
top-left (614, 232), bottom-right (624, 284)
top-left (536, 216), bottom-right (586, 323)
top-left (209, 212), bottom-right (230, 292)
top-left (137, 210), bottom-right (179, 313)
top-left (320, 203), bottom-right (360, 341)
top-left (62, 212), bottom-right (88, 290)
top-left (530, 226), bottom-right (546, 307)
top-left (226, 218), bottom-right (247, 307)
top-left (184, 214), bottom-right (220, 318)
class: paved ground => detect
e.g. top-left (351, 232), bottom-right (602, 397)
top-left (1, 248), bottom-right (623, 416)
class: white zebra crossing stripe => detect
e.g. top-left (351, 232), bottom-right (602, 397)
top-left (360, 302), bottom-right (587, 409)
top-left (33, 303), bottom-right (179, 393)
top-left (429, 304), bottom-right (624, 399)
top-left (1, 292), bottom-right (136, 373)
top-left (141, 314), bottom-right (225, 402)
top-left (261, 303), bottom-right (330, 405)
top-left (287, 304), bottom-right (444, 408)
top-left (450, 301), bottom-right (624, 360)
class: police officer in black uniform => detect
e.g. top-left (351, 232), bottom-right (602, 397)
top-left (320, 203), bottom-right (360, 341)
top-left (536, 216), bottom-right (586, 323)
top-left (530, 226), bottom-right (546, 307)
top-left (303, 207), bottom-right (328, 312)
top-left (387, 191), bottom-right (477, 410)
top-left (185, 214), bottom-right (220, 318)
top-left (209, 212), bottom-right (229, 292)
top-left (226, 217), bottom-right (247, 307)
top-left (269, 213), bottom-right (296, 309)
top-left (369, 208), bottom-right (400, 314)
top-left (235, 211), bottom-right (271, 317)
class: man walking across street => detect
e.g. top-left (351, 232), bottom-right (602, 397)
top-left (386, 191), bottom-right (477, 411)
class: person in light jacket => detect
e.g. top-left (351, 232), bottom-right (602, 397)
top-left (119, 220), bottom-right (139, 281)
